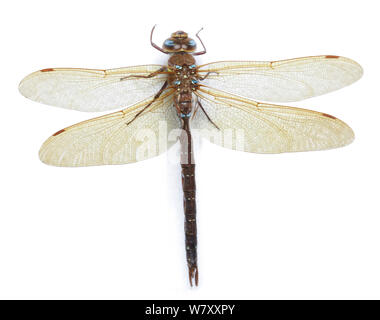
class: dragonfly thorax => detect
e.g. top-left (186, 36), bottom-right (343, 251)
top-left (169, 57), bottom-right (199, 93)
top-left (168, 56), bottom-right (199, 119)
top-left (168, 53), bottom-right (196, 68)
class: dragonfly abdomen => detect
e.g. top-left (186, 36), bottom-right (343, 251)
top-left (180, 116), bottom-right (198, 286)
top-left (182, 162), bottom-right (197, 285)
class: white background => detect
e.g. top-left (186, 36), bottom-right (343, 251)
top-left (0, 0), bottom-right (378, 299)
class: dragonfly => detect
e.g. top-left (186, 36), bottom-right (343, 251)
top-left (19, 26), bottom-right (363, 286)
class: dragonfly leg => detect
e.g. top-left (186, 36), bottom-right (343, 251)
top-left (120, 66), bottom-right (168, 81)
top-left (192, 28), bottom-right (206, 56)
top-left (191, 95), bottom-right (201, 120)
top-left (125, 81), bottom-right (168, 126)
top-left (198, 71), bottom-right (218, 81)
top-left (150, 25), bottom-right (170, 54)
top-left (197, 100), bottom-right (220, 130)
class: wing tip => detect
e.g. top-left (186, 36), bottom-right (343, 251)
top-left (327, 55), bottom-right (364, 79)
top-left (18, 69), bottom-right (46, 97)
top-left (324, 112), bottom-right (355, 148)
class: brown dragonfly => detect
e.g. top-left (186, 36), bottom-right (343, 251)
top-left (19, 26), bottom-right (362, 286)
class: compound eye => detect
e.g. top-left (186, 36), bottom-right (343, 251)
top-left (183, 39), bottom-right (196, 51)
top-left (164, 39), bottom-right (175, 47)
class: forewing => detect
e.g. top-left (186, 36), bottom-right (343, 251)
top-left (198, 56), bottom-right (362, 102)
top-left (192, 87), bottom-right (354, 153)
top-left (19, 65), bottom-right (167, 112)
top-left (39, 90), bottom-right (179, 166)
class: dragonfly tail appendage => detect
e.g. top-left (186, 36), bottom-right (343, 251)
top-left (188, 265), bottom-right (199, 287)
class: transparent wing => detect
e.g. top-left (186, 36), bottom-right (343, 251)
top-left (19, 65), bottom-right (167, 112)
top-left (192, 87), bottom-right (354, 153)
top-left (39, 90), bottom-right (179, 166)
top-left (198, 55), bottom-right (362, 102)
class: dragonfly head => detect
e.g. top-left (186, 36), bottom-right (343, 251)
top-left (163, 31), bottom-right (197, 53)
